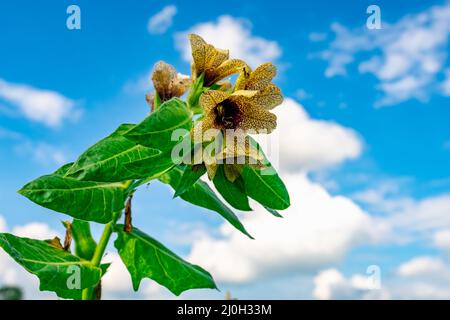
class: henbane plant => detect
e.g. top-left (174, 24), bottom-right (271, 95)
top-left (0, 34), bottom-right (290, 300)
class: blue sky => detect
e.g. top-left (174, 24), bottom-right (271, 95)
top-left (1, 0), bottom-right (450, 299)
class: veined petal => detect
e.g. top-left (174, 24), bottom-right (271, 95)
top-left (189, 34), bottom-right (208, 74)
top-left (230, 90), bottom-right (259, 98)
top-left (208, 59), bottom-right (248, 85)
top-left (234, 66), bottom-right (252, 91)
top-left (245, 62), bottom-right (277, 91)
top-left (228, 90), bottom-right (258, 113)
top-left (205, 47), bottom-right (229, 70)
top-left (240, 105), bottom-right (277, 133)
top-left (220, 131), bottom-right (264, 162)
top-left (200, 90), bottom-right (230, 113)
top-left (252, 84), bottom-right (283, 110)
top-left (152, 61), bottom-right (176, 100)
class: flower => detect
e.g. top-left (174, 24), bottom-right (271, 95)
top-left (199, 89), bottom-right (278, 133)
top-left (234, 62), bottom-right (283, 109)
top-left (192, 85), bottom-right (280, 180)
top-left (146, 61), bottom-right (191, 110)
top-left (202, 133), bottom-right (265, 181)
top-left (189, 34), bottom-right (247, 87)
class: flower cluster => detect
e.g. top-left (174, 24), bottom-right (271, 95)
top-left (147, 34), bottom-right (283, 181)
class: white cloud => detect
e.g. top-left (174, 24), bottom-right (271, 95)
top-left (147, 5), bottom-right (177, 34)
top-left (351, 178), bottom-right (450, 246)
top-left (175, 15), bottom-right (282, 68)
top-left (188, 172), bottom-right (374, 284)
top-left (313, 268), bottom-right (388, 300)
top-left (397, 256), bottom-right (448, 278)
top-left (388, 256), bottom-right (450, 299)
top-left (271, 98), bottom-right (362, 173)
top-left (313, 257), bottom-right (450, 300)
top-left (14, 141), bottom-right (67, 167)
top-left (316, 2), bottom-right (450, 106)
top-left (0, 78), bottom-right (79, 127)
top-left (386, 195), bottom-right (450, 238)
top-left (351, 179), bottom-right (414, 214)
top-left (433, 229), bottom-right (450, 254)
top-left (100, 252), bottom-right (173, 300)
top-left (12, 223), bottom-right (57, 240)
top-left (102, 253), bottom-right (132, 293)
top-left (183, 96), bottom-right (375, 285)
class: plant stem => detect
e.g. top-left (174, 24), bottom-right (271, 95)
top-left (81, 213), bottom-right (118, 300)
top-left (81, 181), bottom-right (134, 300)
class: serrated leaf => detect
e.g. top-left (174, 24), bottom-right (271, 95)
top-left (65, 124), bottom-right (161, 182)
top-left (18, 175), bottom-right (128, 224)
top-left (114, 226), bottom-right (216, 295)
top-left (0, 233), bottom-right (102, 300)
top-left (125, 98), bottom-right (192, 152)
top-left (241, 166), bottom-right (290, 210)
top-left (213, 165), bottom-right (251, 211)
top-left (159, 167), bottom-right (253, 238)
top-left (174, 165), bottom-right (206, 198)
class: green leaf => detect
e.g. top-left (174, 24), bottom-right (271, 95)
top-left (153, 91), bottom-right (162, 110)
top-left (239, 136), bottom-right (290, 211)
top-left (125, 98), bottom-right (192, 152)
top-left (123, 151), bottom-right (177, 185)
top-left (65, 124), bottom-right (161, 182)
top-left (71, 219), bottom-right (97, 260)
top-left (0, 233), bottom-right (102, 300)
top-left (187, 73), bottom-right (205, 114)
top-left (159, 167), bottom-right (253, 238)
top-left (18, 175), bottom-right (128, 224)
top-left (213, 165), bottom-right (252, 211)
top-left (53, 162), bottom-right (75, 176)
top-left (114, 226), bottom-right (217, 295)
top-left (264, 206), bottom-right (283, 218)
top-left (174, 165), bottom-right (206, 198)
top-left (241, 166), bottom-right (290, 210)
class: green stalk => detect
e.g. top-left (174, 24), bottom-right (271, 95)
top-left (81, 181), bottom-right (134, 300)
top-left (81, 216), bottom-right (117, 300)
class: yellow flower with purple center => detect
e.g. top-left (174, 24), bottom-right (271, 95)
top-left (189, 34), bottom-right (248, 87)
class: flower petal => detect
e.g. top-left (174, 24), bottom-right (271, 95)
top-left (240, 105), bottom-right (277, 133)
top-left (234, 66), bottom-right (252, 91)
top-left (200, 90), bottom-right (230, 113)
top-left (208, 59), bottom-right (248, 86)
top-left (220, 131), bottom-right (264, 162)
top-left (252, 84), bottom-right (283, 110)
top-left (152, 61), bottom-right (177, 100)
top-left (189, 34), bottom-right (208, 74)
top-left (245, 62), bottom-right (276, 91)
top-left (205, 47), bottom-right (229, 70)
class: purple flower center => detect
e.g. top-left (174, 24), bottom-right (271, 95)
top-left (214, 100), bottom-right (242, 130)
